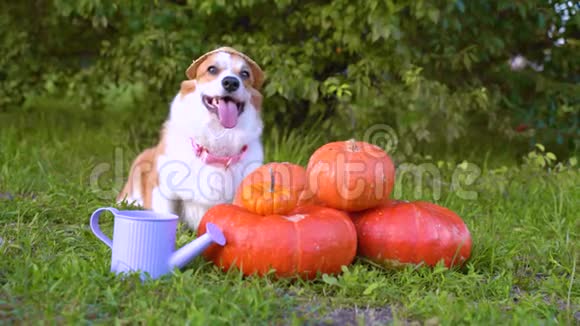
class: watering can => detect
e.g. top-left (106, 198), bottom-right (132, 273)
top-left (90, 207), bottom-right (226, 280)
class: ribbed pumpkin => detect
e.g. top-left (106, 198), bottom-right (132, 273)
top-left (233, 162), bottom-right (318, 215)
top-left (306, 139), bottom-right (395, 212)
top-left (198, 204), bottom-right (358, 279)
top-left (351, 200), bottom-right (472, 268)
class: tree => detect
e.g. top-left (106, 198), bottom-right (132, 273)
top-left (1, 0), bottom-right (578, 154)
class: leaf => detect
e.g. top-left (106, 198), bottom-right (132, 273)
top-left (428, 9), bottom-right (440, 24)
top-left (535, 144), bottom-right (545, 152)
top-left (322, 274), bottom-right (339, 286)
top-left (537, 13), bottom-right (545, 29)
top-left (463, 54), bottom-right (472, 70)
top-left (546, 152), bottom-right (556, 161)
top-left (363, 282), bottom-right (380, 295)
top-left (455, 0), bottom-right (465, 13)
top-left (432, 263), bottom-right (448, 274)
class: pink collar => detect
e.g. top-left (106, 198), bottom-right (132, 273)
top-left (190, 138), bottom-right (248, 169)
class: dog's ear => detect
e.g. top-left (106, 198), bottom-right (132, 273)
top-left (186, 47), bottom-right (265, 90)
top-left (180, 80), bottom-right (196, 97)
top-left (247, 61), bottom-right (264, 91)
top-left (250, 88), bottom-right (263, 110)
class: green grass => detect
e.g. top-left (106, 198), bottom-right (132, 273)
top-left (0, 112), bottom-right (578, 325)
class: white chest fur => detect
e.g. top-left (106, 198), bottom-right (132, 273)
top-left (152, 133), bottom-right (263, 230)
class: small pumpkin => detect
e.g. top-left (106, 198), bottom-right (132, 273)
top-left (306, 139), bottom-right (395, 212)
top-left (351, 200), bottom-right (472, 268)
top-left (198, 204), bottom-right (357, 279)
top-left (233, 162), bottom-right (318, 215)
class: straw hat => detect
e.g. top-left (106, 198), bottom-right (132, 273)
top-left (185, 47), bottom-right (265, 90)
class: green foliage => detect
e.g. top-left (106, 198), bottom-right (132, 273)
top-left (0, 0), bottom-right (578, 154)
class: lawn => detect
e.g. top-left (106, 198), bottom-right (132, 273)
top-left (0, 112), bottom-right (578, 325)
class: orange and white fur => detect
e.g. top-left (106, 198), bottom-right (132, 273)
top-left (117, 47), bottom-right (265, 231)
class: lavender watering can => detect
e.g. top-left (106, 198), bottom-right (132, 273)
top-left (90, 207), bottom-right (226, 280)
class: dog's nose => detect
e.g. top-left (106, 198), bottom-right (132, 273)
top-left (221, 76), bottom-right (240, 93)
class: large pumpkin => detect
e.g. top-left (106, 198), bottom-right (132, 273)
top-left (351, 200), bottom-right (472, 268)
top-left (233, 162), bottom-right (319, 215)
top-left (306, 139), bottom-right (395, 212)
top-left (198, 204), bottom-right (357, 279)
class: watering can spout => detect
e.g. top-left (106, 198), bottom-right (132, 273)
top-left (169, 223), bottom-right (226, 269)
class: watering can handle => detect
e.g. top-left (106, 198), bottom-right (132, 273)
top-left (90, 207), bottom-right (118, 249)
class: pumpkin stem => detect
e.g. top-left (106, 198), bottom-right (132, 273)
top-left (347, 138), bottom-right (360, 152)
top-left (269, 166), bottom-right (275, 193)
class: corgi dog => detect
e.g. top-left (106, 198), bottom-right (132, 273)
top-left (117, 47), bottom-right (265, 231)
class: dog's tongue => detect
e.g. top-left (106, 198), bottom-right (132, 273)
top-left (217, 99), bottom-right (238, 128)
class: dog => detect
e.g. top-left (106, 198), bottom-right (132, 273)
top-left (117, 47), bottom-right (265, 231)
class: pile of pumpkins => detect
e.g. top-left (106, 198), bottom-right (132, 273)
top-left (198, 139), bottom-right (472, 279)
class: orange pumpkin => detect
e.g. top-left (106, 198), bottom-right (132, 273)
top-left (198, 204), bottom-right (357, 279)
top-left (306, 139), bottom-right (395, 212)
top-left (233, 162), bottom-right (319, 215)
top-left (351, 200), bottom-right (472, 268)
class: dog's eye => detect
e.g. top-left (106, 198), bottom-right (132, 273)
top-left (207, 66), bottom-right (218, 75)
top-left (240, 70), bottom-right (250, 80)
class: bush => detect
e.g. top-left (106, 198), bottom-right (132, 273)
top-left (1, 0), bottom-right (578, 154)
